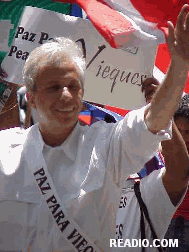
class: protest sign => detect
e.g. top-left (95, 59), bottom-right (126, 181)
top-left (0, 0), bottom-right (71, 63)
top-left (2, 6), bottom-right (158, 109)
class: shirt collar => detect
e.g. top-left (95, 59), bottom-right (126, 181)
top-left (37, 122), bottom-right (81, 161)
top-left (61, 122), bottom-right (81, 160)
top-left (27, 123), bottom-right (44, 153)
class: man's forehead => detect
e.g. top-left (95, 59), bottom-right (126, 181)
top-left (175, 116), bottom-right (189, 123)
top-left (34, 64), bottom-right (81, 88)
top-left (37, 62), bottom-right (79, 77)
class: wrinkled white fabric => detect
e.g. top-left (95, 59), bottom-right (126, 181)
top-left (114, 169), bottom-right (177, 252)
top-left (0, 105), bottom-right (171, 252)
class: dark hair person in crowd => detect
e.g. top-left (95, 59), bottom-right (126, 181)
top-left (164, 94), bottom-right (189, 252)
top-left (114, 76), bottom-right (189, 252)
top-left (135, 78), bottom-right (189, 252)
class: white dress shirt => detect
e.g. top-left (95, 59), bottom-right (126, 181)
top-left (0, 105), bottom-right (171, 252)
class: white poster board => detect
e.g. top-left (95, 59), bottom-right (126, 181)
top-left (2, 6), bottom-right (158, 110)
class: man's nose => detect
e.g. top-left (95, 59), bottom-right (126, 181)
top-left (60, 87), bottom-right (72, 99)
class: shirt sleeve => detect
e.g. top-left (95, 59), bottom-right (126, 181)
top-left (113, 104), bottom-right (172, 171)
top-left (140, 168), bottom-right (177, 239)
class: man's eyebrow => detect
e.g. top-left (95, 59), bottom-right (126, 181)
top-left (43, 76), bottom-right (81, 86)
top-left (42, 81), bottom-right (59, 86)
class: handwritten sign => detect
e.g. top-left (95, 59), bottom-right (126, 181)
top-left (2, 6), bottom-right (158, 109)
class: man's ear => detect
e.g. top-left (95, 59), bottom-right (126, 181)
top-left (82, 101), bottom-right (87, 111)
top-left (29, 92), bottom-right (37, 109)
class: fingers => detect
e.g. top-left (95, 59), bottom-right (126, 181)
top-left (168, 4), bottom-right (189, 60)
top-left (141, 77), bottom-right (160, 96)
top-left (141, 77), bottom-right (159, 93)
top-left (176, 4), bottom-right (189, 42)
top-left (185, 11), bottom-right (189, 31)
top-left (145, 85), bottom-right (159, 103)
top-left (141, 78), bottom-right (160, 103)
top-left (177, 4), bottom-right (189, 30)
top-left (167, 21), bottom-right (175, 49)
top-left (176, 4), bottom-right (189, 33)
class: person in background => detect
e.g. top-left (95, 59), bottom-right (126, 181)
top-left (140, 77), bottom-right (189, 251)
top-left (164, 94), bottom-right (189, 252)
top-left (115, 77), bottom-right (189, 252)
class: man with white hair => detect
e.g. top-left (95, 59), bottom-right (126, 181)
top-left (1, 5), bottom-right (189, 252)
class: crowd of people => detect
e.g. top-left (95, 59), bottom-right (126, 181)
top-left (1, 3), bottom-right (189, 252)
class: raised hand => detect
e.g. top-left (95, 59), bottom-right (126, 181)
top-left (167, 4), bottom-right (189, 63)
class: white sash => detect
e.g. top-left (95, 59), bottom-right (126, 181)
top-left (24, 125), bottom-right (101, 252)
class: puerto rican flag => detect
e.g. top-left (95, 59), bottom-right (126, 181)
top-left (58, 0), bottom-right (189, 93)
